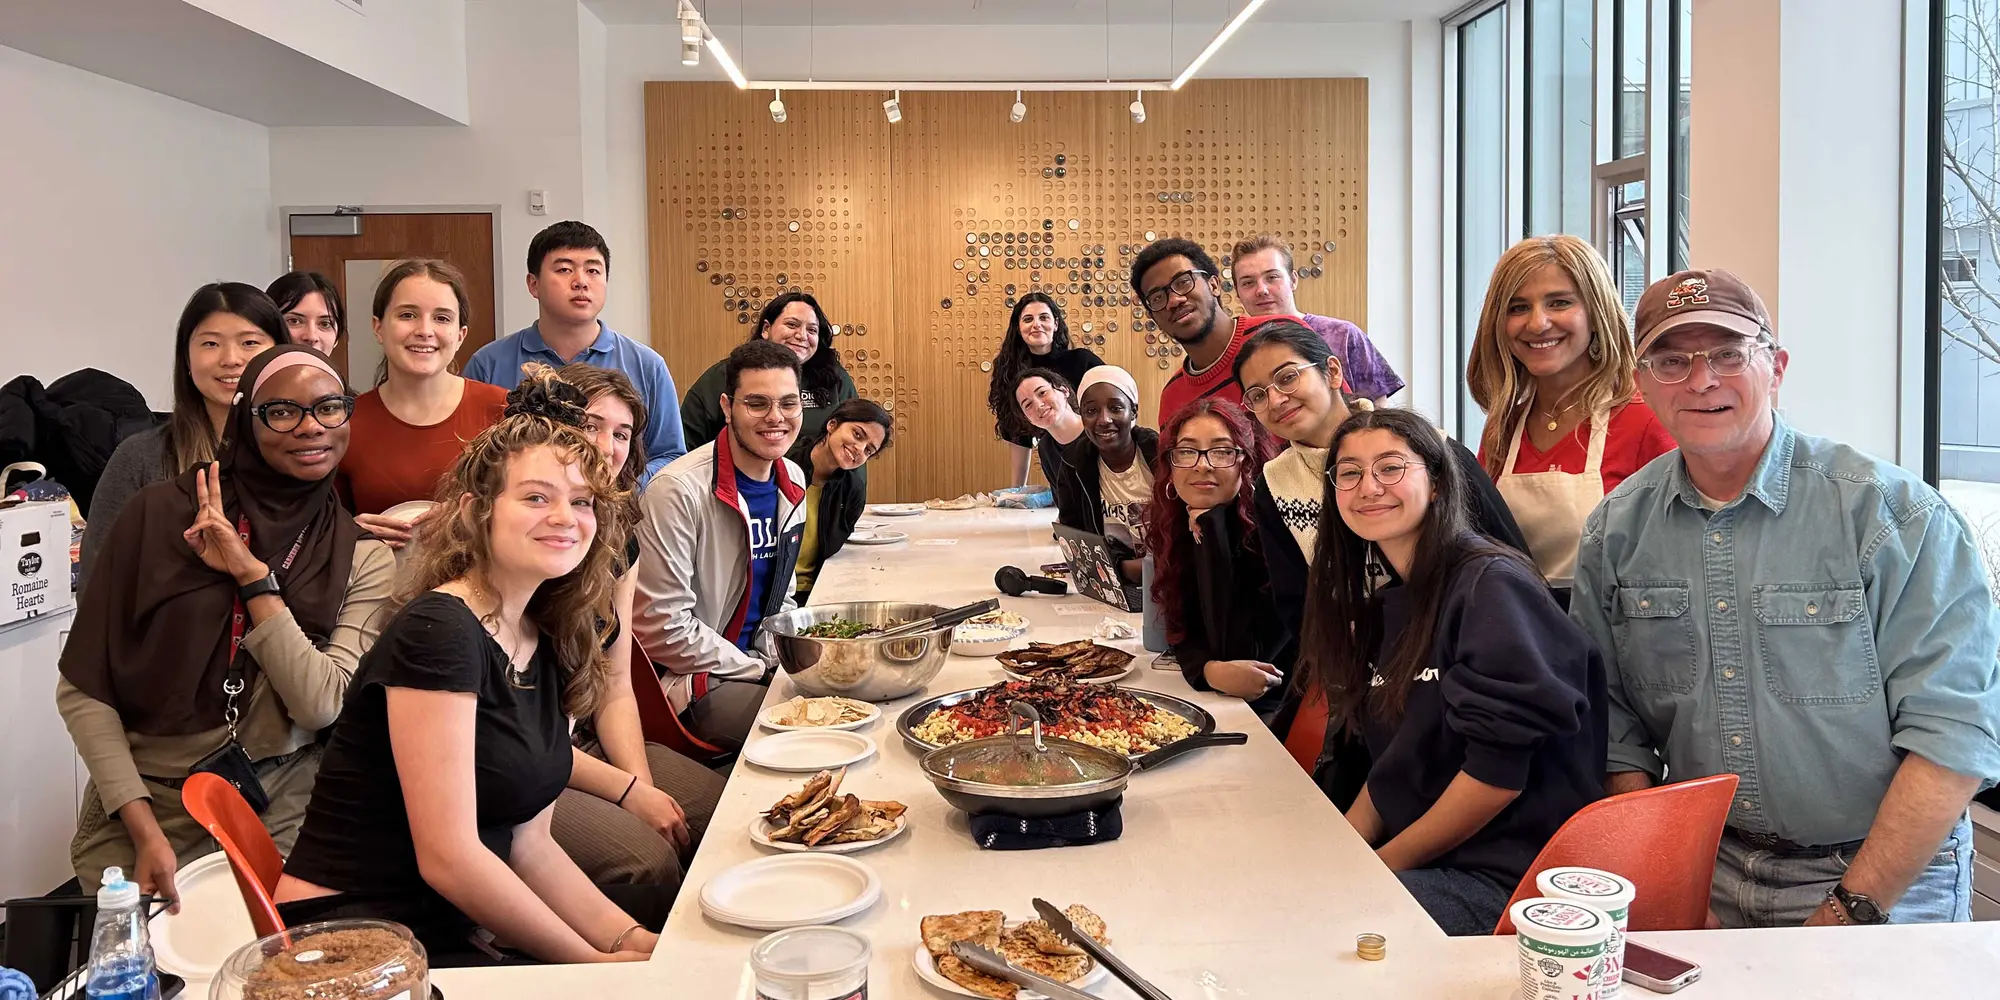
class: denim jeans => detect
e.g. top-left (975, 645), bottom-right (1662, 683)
top-left (1396, 867), bottom-right (1515, 936)
top-left (1710, 815), bottom-right (1973, 926)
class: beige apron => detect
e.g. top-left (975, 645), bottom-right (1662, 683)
top-left (1496, 409), bottom-right (1607, 587)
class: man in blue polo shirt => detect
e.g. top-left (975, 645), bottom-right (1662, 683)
top-left (464, 220), bottom-right (687, 477)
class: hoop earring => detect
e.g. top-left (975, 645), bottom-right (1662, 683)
top-left (1587, 334), bottom-right (1604, 362)
top-left (1166, 482), bottom-right (1179, 500)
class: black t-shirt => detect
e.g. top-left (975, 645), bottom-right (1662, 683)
top-left (283, 591), bottom-right (573, 924)
top-left (1008, 346), bottom-right (1105, 447)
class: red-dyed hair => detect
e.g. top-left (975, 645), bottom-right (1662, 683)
top-left (1145, 398), bottom-right (1275, 642)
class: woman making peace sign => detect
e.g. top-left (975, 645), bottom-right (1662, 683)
top-left (59, 345), bottom-right (395, 900)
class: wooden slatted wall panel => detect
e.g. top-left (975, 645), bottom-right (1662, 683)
top-left (646, 79), bottom-right (1367, 502)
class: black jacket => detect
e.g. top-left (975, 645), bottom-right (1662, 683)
top-left (1358, 551), bottom-right (1606, 889)
top-left (0, 369), bottom-right (157, 515)
top-left (1052, 428), bottom-right (1161, 556)
top-left (796, 463), bottom-right (868, 601)
top-left (1172, 501), bottom-right (1292, 723)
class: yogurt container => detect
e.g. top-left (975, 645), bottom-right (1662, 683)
top-left (1536, 868), bottom-right (1636, 999)
top-left (750, 925), bottom-right (871, 1000)
top-left (1510, 898), bottom-right (1611, 1000)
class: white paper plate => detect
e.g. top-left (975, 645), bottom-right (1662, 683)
top-left (910, 919), bottom-right (1111, 1000)
top-left (747, 812), bottom-right (909, 854)
top-left (951, 629), bottom-right (1031, 658)
top-left (759, 698), bottom-right (882, 732)
top-left (700, 853), bottom-right (881, 930)
top-left (1000, 662), bottom-right (1135, 686)
top-left (743, 729), bottom-right (877, 771)
top-left (149, 852), bottom-right (257, 986)
top-left (846, 529), bottom-right (909, 545)
top-left (379, 499), bottom-right (436, 523)
top-left (855, 519), bottom-right (888, 530)
top-left (869, 504), bottom-right (927, 517)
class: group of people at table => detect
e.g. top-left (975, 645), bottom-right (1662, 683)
top-left (49, 215), bottom-right (2000, 969)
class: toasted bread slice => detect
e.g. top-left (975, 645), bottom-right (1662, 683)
top-left (998, 932), bottom-right (1093, 983)
top-left (920, 910), bottom-right (1004, 958)
top-left (1009, 919), bottom-right (1083, 956)
top-left (802, 794), bottom-right (864, 846)
top-left (936, 955), bottom-right (1016, 999)
top-left (1065, 904), bottom-right (1110, 946)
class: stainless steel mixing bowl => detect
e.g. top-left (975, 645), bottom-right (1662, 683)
top-left (761, 602), bottom-right (955, 702)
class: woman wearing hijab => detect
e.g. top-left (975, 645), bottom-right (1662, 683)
top-left (1051, 365), bottom-right (1158, 586)
top-left (58, 345), bottom-right (397, 900)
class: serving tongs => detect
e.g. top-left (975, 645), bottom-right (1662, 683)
top-left (950, 941), bottom-right (1099, 1000)
top-left (875, 597), bottom-right (1001, 639)
top-left (1032, 897), bottom-right (1176, 1000)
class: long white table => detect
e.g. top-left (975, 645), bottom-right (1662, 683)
top-left (436, 508), bottom-right (2000, 998)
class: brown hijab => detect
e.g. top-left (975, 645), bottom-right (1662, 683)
top-left (61, 345), bottom-right (362, 737)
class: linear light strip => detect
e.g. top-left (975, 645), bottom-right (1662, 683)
top-left (691, 0), bottom-right (1263, 95)
top-left (1170, 0), bottom-right (1267, 90)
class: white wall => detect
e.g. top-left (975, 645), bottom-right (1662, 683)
top-left (1688, 0), bottom-right (1910, 463)
top-left (185, 0), bottom-right (469, 123)
top-left (0, 43), bottom-right (274, 408)
top-left (269, 0), bottom-right (588, 336)
top-left (601, 19), bottom-right (1439, 396)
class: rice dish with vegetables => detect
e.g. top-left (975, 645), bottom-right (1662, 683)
top-left (911, 678), bottom-right (1198, 754)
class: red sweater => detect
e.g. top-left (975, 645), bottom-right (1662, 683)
top-left (1480, 401), bottom-right (1678, 495)
top-left (339, 380), bottom-right (508, 515)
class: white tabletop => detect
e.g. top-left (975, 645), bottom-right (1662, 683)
top-left (440, 507), bottom-right (2000, 998)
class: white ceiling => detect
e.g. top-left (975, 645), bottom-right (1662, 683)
top-left (584, 0), bottom-right (1463, 26)
top-left (0, 0), bottom-right (459, 126)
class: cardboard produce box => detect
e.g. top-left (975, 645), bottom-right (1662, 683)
top-left (0, 501), bottom-right (75, 627)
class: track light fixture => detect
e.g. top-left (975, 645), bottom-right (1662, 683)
top-left (678, 5), bottom-right (702, 66)
top-left (769, 89), bottom-right (786, 123)
top-left (1129, 90), bottom-right (1146, 124)
top-left (883, 90), bottom-right (902, 124)
top-left (1010, 90), bottom-right (1027, 123)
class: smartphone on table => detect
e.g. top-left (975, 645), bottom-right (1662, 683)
top-left (1622, 941), bottom-right (1701, 993)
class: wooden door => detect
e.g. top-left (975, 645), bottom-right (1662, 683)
top-left (287, 213), bottom-right (498, 385)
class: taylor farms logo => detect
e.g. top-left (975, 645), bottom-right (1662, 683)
top-left (18, 552), bottom-right (41, 576)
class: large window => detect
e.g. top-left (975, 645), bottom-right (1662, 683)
top-left (1451, 3), bottom-right (1510, 440)
top-left (1527, 0), bottom-right (1595, 236)
top-left (1938, 0), bottom-right (2000, 487)
top-left (1446, 0), bottom-right (1690, 438)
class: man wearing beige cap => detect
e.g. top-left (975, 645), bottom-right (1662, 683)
top-left (1570, 269), bottom-right (2000, 927)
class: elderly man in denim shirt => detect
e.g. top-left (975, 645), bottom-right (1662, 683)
top-left (1572, 269), bottom-right (2000, 927)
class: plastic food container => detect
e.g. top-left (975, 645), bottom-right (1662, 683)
top-left (749, 925), bottom-right (871, 1000)
top-left (209, 919), bottom-right (427, 1000)
top-left (1536, 868), bottom-right (1636, 999)
top-left (1510, 898), bottom-right (1611, 1000)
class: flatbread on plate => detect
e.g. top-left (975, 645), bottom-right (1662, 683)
top-left (920, 910), bottom-right (1004, 957)
top-left (999, 929), bottom-right (1093, 982)
top-left (936, 955), bottom-right (1016, 999)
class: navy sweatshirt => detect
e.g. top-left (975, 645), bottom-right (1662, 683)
top-left (1360, 550), bottom-right (1606, 889)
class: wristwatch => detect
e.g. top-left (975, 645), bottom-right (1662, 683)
top-left (238, 572), bottom-right (282, 603)
top-left (1830, 883), bottom-right (1887, 924)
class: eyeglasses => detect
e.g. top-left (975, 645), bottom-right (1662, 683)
top-left (1331, 458), bottom-right (1426, 492)
top-left (1142, 269), bottom-right (1211, 312)
top-left (1638, 342), bottom-right (1771, 384)
top-left (1242, 361), bottom-right (1325, 412)
top-left (285, 314), bottom-right (339, 334)
top-left (1167, 446), bottom-right (1245, 469)
top-left (254, 395), bottom-right (354, 433)
top-left (736, 394), bottom-right (804, 417)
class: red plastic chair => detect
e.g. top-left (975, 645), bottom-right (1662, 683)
top-left (627, 637), bottom-right (732, 763)
top-left (1282, 690), bottom-right (1329, 774)
top-left (181, 772), bottom-right (287, 939)
top-left (1494, 772), bottom-right (1740, 934)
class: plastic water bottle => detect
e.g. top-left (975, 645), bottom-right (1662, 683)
top-left (84, 867), bottom-right (159, 1000)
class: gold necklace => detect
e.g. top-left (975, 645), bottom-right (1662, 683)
top-left (1535, 397), bottom-right (1580, 432)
